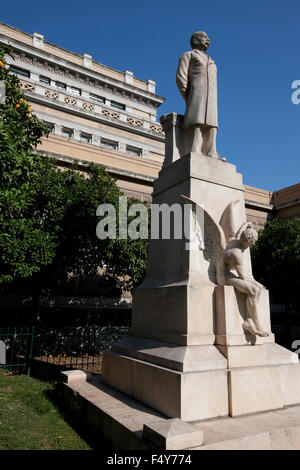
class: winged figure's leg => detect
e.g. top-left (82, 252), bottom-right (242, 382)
top-left (245, 283), bottom-right (268, 337)
top-left (226, 277), bottom-right (269, 337)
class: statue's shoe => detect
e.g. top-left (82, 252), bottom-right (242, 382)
top-left (207, 152), bottom-right (219, 158)
top-left (242, 319), bottom-right (259, 336)
top-left (257, 330), bottom-right (269, 337)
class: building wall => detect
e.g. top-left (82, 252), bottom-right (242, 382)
top-left (0, 22), bottom-right (165, 204)
top-left (273, 183), bottom-right (300, 220)
top-left (244, 185), bottom-right (274, 230)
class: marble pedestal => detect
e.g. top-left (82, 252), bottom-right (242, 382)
top-left (102, 344), bottom-right (228, 421)
top-left (103, 150), bottom-right (242, 420)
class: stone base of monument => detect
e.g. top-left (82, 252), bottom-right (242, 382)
top-left (57, 370), bottom-right (300, 450)
top-left (102, 335), bottom-right (300, 420)
top-left (102, 281), bottom-right (300, 420)
top-left (102, 340), bottom-right (228, 421)
top-left (85, 120), bottom-right (300, 447)
top-left (102, 282), bottom-right (300, 421)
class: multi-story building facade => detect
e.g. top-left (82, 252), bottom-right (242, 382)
top-left (0, 22), bottom-right (165, 203)
top-left (0, 22), bottom-right (299, 226)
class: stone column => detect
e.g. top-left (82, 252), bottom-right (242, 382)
top-left (54, 124), bottom-right (62, 136)
top-left (160, 113), bottom-right (192, 168)
top-left (160, 113), bottom-right (183, 168)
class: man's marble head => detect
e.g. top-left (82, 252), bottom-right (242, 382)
top-left (190, 31), bottom-right (210, 52)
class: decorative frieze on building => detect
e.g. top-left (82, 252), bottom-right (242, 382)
top-left (10, 49), bottom-right (162, 111)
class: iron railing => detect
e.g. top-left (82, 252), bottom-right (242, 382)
top-left (0, 327), bottom-right (35, 376)
top-left (33, 325), bottom-right (129, 373)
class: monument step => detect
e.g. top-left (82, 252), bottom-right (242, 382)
top-left (102, 347), bottom-right (300, 420)
top-left (111, 336), bottom-right (227, 372)
top-left (57, 371), bottom-right (300, 450)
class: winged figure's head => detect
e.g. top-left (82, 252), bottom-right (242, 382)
top-left (240, 226), bottom-right (258, 248)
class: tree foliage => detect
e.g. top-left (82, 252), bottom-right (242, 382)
top-left (30, 162), bottom-right (149, 293)
top-left (251, 218), bottom-right (300, 308)
top-left (0, 44), bottom-right (54, 283)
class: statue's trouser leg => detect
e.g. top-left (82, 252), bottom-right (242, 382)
top-left (204, 127), bottom-right (218, 157)
top-left (191, 126), bottom-right (203, 153)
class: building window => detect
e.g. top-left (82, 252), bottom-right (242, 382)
top-left (126, 145), bottom-right (142, 157)
top-left (90, 93), bottom-right (105, 104)
top-left (69, 86), bottom-right (81, 96)
top-left (80, 133), bottom-right (92, 144)
top-left (9, 65), bottom-right (30, 78)
top-left (40, 75), bottom-right (51, 85)
top-left (100, 139), bottom-right (118, 150)
top-left (43, 121), bottom-right (55, 133)
top-left (111, 100), bottom-right (125, 111)
top-left (62, 127), bottom-right (73, 138)
top-left (55, 81), bottom-right (66, 90)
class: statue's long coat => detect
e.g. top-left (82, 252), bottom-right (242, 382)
top-left (176, 49), bottom-right (218, 129)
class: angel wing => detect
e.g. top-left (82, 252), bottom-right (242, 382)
top-left (180, 195), bottom-right (226, 250)
top-left (219, 199), bottom-right (241, 244)
top-left (180, 194), bottom-right (205, 250)
top-left (180, 195), bottom-right (226, 283)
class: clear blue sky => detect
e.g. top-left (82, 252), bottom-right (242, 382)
top-left (2, 0), bottom-right (300, 191)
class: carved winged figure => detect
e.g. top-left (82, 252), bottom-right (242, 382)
top-left (181, 195), bottom-right (268, 338)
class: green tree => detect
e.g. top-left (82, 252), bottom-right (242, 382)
top-left (29, 161), bottom-right (149, 301)
top-left (251, 218), bottom-right (300, 314)
top-left (0, 44), bottom-right (54, 285)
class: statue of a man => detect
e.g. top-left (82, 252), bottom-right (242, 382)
top-left (176, 31), bottom-right (218, 157)
top-left (216, 223), bottom-right (269, 337)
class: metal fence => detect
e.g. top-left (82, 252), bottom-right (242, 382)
top-left (32, 325), bottom-right (129, 374)
top-left (0, 327), bottom-right (35, 376)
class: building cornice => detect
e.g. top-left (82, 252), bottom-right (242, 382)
top-left (0, 30), bottom-right (165, 108)
top-left (39, 150), bottom-right (156, 186)
top-left (244, 199), bottom-right (274, 212)
top-left (274, 199), bottom-right (300, 211)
